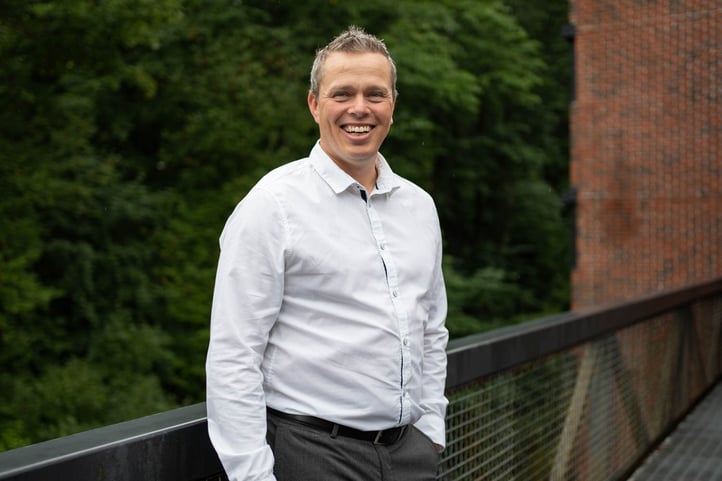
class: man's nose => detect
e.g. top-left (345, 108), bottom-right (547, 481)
top-left (348, 94), bottom-right (370, 115)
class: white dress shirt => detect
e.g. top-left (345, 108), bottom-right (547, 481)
top-left (206, 142), bottom-right (448, 481)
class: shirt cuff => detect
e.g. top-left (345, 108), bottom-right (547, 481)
top-left (413, 413), bottom-right (446, 449)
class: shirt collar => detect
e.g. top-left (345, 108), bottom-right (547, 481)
top-left (310, 141), bottom-right (401, 196)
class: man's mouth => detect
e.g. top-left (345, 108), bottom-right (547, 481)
top-left (343, 125), bottom-right (373, 134)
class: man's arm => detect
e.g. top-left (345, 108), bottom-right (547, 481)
top-left (206, 187), bottom-right (286, 481)
top-left (414, 210), bottom-right (449, 450)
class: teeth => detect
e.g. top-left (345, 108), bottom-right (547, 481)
top-left (344, 125), bottom-right (371, 133)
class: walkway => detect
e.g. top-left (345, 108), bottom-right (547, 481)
top-left (630, 382), bottom-right (722, 481)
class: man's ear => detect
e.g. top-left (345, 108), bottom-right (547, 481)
top-left (308, 91), bottom-right (320, 123)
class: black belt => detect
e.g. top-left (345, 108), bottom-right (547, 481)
top-left (267, 407), bottom-right (407, 445)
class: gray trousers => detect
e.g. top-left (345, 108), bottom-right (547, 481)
top-left (266, 412), bottom-right (440, 481)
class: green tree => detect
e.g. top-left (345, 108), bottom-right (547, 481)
top-left (381, 0), bottom-right (570, 334)
top-left (0, 0), bottom-right (182, 449)
top-left (0, 0), bottom-right (571, 448)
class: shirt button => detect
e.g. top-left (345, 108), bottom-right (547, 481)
top-left (380, 243), bottom-right (385, 250)
top-left (403, 338), bottom-right (409, 346)
top-left (392, 290), bottom-right (398, 297)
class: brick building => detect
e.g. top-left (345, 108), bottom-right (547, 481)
top-left (569, 0), bottom-right (722, 309)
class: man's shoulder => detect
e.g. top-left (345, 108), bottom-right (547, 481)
top-left (376, 154), bottom-right (434, 205)
top-left (392, 174), bottom-right (436, 206)
top-left (230, 158), bottom-right (313, 216)
top-left (221, 158), bottom-right (312, 236)
top-left (255, 157), bottom-right (311, 190)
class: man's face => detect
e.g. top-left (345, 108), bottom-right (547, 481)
top-left (308, 52), bottom-right (396, 175)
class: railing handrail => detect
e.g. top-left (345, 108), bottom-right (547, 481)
top-left (0, 403), bottom-right (219, 481)
top-left (2, 276), bottom-right (721, 480)
top-left (446, 277), bottom-right (722, 387)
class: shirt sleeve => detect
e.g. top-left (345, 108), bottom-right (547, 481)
top-left (414, 203), bottom-right (449, 449)
top-left (206, 187), bottom-right (286, 481)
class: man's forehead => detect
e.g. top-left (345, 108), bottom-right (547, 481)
top-left (320, 52), bottom-right (393, 86)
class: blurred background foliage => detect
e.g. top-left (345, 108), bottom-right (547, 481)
top-left (0, 0), bottom-right (571, 449)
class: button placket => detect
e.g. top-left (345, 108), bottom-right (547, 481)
top-left (364, 192), bottom-right (412, 423)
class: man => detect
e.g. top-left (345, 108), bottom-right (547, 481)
top-left (206, 26), bottom-right (448, 481)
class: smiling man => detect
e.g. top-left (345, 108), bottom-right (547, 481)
top-left (307, 45), bottom-right (396, 192)
top-left (206, 26), bottom-right (449, 481)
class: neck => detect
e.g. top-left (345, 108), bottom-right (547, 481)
top-left (326, 153), bottom-right (379, 193)
top-left (353, 166), bottom-right (378, 193)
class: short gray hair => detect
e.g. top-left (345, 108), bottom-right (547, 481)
top-left (309, 26), bottom-right (398, 99)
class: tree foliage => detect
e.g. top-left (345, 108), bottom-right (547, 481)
top-left (0, 0), bottom-right (570, 449)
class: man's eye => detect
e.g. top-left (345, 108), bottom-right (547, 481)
top-left (333, 92), bottom-right (350, 98)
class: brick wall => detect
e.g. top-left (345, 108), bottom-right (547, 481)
top-left (569, 0), bottom-right (722, 309)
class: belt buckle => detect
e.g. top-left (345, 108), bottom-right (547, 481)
top-left (373, 430), bottom-right (385, 445)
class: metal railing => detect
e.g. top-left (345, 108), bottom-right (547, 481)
top-left (440, 277), bottom-right (722, 480)
top-left (1, 277), bottom-right (720, 481)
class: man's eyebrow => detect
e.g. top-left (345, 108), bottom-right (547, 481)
top-left (328, 84), bottom-right (390, 91)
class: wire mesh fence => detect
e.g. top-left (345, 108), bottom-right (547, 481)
top-left (437, 293), bottom-right (722, 481)
top-left (1, 280), bottom-right (720, 480)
